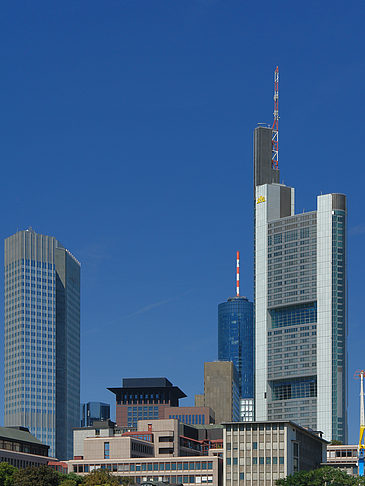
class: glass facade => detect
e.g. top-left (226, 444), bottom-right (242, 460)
top-left (4, 229), bottom-right (80, 459)
top-left (218, 296), bottom-right (254, 399)
top-left (81, 402), bottom-right (110, 427)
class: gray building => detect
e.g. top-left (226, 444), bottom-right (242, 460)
top-left (223, 421), bottom-right (327, 486)
top-left (4, 229), bottom-right (80, 459)
top-left (254, 126), bottom-right (347, 442)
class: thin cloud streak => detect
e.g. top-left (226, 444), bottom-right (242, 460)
top-left (124, 289), bottom-right (195, 319)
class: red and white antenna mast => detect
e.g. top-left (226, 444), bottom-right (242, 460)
top-left (272, 66), bottom-right (279, 170)
top-left (236, 251), bottom-right (240, 297)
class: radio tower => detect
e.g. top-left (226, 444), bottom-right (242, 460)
top-left (236, 251), bottom-right (240, 297)
top-left (272, 66), bottom-right (279, 170)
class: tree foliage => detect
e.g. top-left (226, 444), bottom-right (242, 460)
top-left (13, 465), bottom-right (59, 486)
top-left (0, 463), bottom-right (17, 486)
top-left (82, 469), bottom-right (120, 486)
top-left (276, 466), bottom-right (362, 486)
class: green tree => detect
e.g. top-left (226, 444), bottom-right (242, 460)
top-left (276, 466), bottom-right (359, 486)
top-left (13, 465), bottom-right (59, 486)
top-left (82, 469), bottom-right (119, 486)
top-left (0, 462), bottom-right (17, 486)
top-left (58, 472), bottom-right (84, 486)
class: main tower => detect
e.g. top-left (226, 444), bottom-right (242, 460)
top-left (254, 68), bottom-right (347, 442)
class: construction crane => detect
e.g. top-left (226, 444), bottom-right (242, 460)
top-left (356, 370), bottom-right (365, 476)
top-left (272, 66), bottom-right (279, 170)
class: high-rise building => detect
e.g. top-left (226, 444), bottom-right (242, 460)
top-left (197, 361), bottom-right (240, 424)
top-left (218, 295), bottom-right (254, 419)
top-left (4, 229), bottom-right (80, 459)
top-left (81, 402), bottom-right (110, 427)
top-left (254, 125), bottom-right (347, 442)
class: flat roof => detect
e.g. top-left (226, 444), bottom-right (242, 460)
top-left (222, 421), bottom-right (328, 443)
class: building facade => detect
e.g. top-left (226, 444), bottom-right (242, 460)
top-left (218, 295), bottom-right (254, 422)
top-left (81, 402), bottom-right (110, 427)
top-left (108, 378), bottom-right (186, 429)
top-left (223, 421), bottom-right (326, 486)
top-left (0, 425), bottom-right (50, 468)
top-left (325, 444), bottom-right (358, 476)
top-left (4, 229), bottom-right (80, 459)
top-left (218, 296), bottom-right (254, 400)
top-left (199, 362), bottom-right (240, 425)
top-left (67, 454), bottom-right (222, 486)
top-left (254, 126), bottom-right (347, 442)
top-left (165, 407), bottom-right (215, 426)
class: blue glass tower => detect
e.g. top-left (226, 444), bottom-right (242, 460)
top-left (4, 229), bottom-right (80, 459)
top-left (218, 296), bottom-right (254, 399)
top-left (81, 402), bottom-right (110, 427)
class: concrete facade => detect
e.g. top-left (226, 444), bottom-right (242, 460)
top-left (201, 362), bottom-right (240, 425)
top-left (223, 421), bottom-right (326, 486)
top-left (325, 444), bottom-right (358, 476)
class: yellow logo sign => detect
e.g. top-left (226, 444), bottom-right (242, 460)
top-left (257, 196), bottom-right (266, 204)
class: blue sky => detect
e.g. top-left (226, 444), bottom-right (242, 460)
top-left (0, 0), bottom-right (364, 443)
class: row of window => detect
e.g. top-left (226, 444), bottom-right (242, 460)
top-left (73, 462), bottom-right (214, 473)
top-left (227, 457), bottom-right (284, 465)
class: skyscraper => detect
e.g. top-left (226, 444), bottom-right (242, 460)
top-left (81, 402), bottom-right (110, 427)
top-left (4, 229), bottom-right (80, 459)
top-left (254, 126), bottom-right (347, 442)
top-left (218, 253), bottom-right (254, 421)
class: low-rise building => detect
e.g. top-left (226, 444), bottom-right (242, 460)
top-left (325, 444), bottom-right (358, 476)
top-left (0, 426), bottom-right (51, 468)
top-left (73, 419), bottom-right (223, 460)
top-left (67, 455), bottom-right (222, 486)
top-left (223, 421), bottom-right (327, 486)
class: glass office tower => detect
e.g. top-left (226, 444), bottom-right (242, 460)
top-left (254, 126), bottom-right (347, 442)
top-left (4, 229), bottom-right (80, 459)
top-left (218, 296), bottom-right (254, 399)
top-left (81, 402), bottom-right (110, 427)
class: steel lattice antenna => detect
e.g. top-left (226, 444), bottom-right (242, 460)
top-left (272, 66), bottom-right (279, 170)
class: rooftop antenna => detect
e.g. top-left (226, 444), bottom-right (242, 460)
top-left (236, 251), bottom-right (240, 297)
top-left (272, 66), bottom-right (279, 170)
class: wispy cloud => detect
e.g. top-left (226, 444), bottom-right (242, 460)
top-left (350, 224), bottom-right (365, 236)
top-left (124, 289), bottom-right (194, 319)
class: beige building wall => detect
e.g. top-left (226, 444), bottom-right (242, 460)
top-left (195, 395), bottom-right (205, 407)
top-left (137, 419), bottom-right (179, 457)
top-left (84, 437), bottom-right (153, 461)
top-left (204, 362), bottom-right (236, 424)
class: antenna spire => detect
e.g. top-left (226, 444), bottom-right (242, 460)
top-left (272, 66), bottom-right (279, 170)
top-left (236, 251), bottom-right (240, 297)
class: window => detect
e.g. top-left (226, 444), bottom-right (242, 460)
top-left (253, 442), bottom-right (257, 450)
top-left (104, 442), bottom-right (109, 459)
top-left (226, 458), bottom-right (231, 465)
top-left (259, 457), bottom-right (264, 465)
top-left (252, 458), bottom-right (257, 465)
top-left (280, 457), bottom-right (284, 464)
